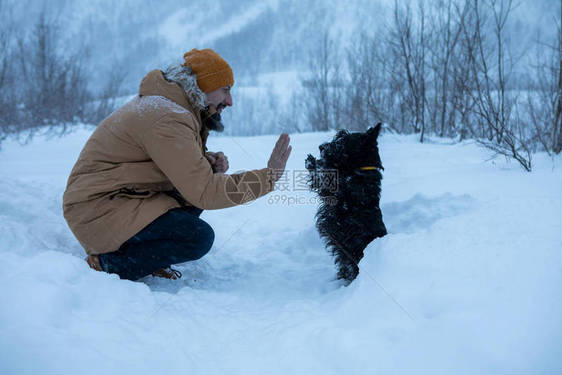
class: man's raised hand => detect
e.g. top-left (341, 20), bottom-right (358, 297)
top-left (267, 133), bottom-right (292, 182)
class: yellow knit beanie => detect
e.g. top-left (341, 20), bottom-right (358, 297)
top-left (183, 48), bottom-right (234, 93)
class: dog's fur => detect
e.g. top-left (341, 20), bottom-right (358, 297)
top-left (306, 124), bottom-right (387, 284)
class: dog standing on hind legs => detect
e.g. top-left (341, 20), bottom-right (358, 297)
top-left (306, 123), bottom-right (387, 285)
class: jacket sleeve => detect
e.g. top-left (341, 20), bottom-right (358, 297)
top-left (139, 113), bottom-right (274, 210)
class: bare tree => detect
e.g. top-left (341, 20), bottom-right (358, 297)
top-left (418, 0), bottom-right (428, 142)
top-left (0, 0), bottom-right (17, 144)
top-left (554, 1), bottom-right (562, 153)
top-left (302, 30), bottom-right (342, 131)
top-left (85, 66), bottom-right (126, 125)
top-left (11, 10), bottom-right (121, 137)
top-left (462, 0), bottom-right (532, 170)
top-left (279, 89), bottom-right (307, 134)
top-left (17, 12), bottom-right (90, 129)
top-left (428, 0), bottom-right (466, 138)
top-left (345, 35), bottom-right (390, 131)
top-left (388, 0), bottom-right (429, 141)
top-left (526, 10), bottom-right (562, 155)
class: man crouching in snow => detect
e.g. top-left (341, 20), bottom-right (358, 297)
top-left (62, 49), bottom-right (292, 280)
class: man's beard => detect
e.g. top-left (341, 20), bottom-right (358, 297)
top-left (201, 105), bottom-right (225, 132)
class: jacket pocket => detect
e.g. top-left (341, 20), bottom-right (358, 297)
top-left (108, 188), bottom-right (155, 200)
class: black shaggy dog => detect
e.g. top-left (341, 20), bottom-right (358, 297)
top-left (305, 123), bottom-right (387, 284)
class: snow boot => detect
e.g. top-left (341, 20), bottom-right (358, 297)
top-left (86, 254), bottom-right (181, 280)
top-left (86, 254), bottom-right (103, 272)
top-left (152, 267), bottom-right (182, 280)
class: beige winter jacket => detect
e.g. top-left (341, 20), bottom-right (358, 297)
top-left (63, 70), bottom-right (274, 255)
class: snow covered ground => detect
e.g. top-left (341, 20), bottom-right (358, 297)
top-left (0, 127), bottom-right (561, 374)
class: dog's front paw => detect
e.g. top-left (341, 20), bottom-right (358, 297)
top-left (305, 154), bottom-right (317, 171)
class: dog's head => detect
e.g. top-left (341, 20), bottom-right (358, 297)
top-left (307, 123), bottom-right (384, 174)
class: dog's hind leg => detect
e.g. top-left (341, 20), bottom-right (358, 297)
top-left (336, 251), bottom-right (360, 283)
top-left (324, 232), bottom-right (361, 283)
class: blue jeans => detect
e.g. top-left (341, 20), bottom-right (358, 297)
top-left (98, 207), bottom-right (214, 280)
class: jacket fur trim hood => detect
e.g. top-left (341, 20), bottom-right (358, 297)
top-left (139, 69), bottom-right (206, 114)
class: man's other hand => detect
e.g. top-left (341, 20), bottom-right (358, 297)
top-left (267, 133), bottom-right (292, 181)
top-left (205, 151), bottom-right (229, 173)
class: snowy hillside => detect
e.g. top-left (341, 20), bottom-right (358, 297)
top-left (3, 0), bottom-right (554, 94)
top-left (0, 128), bottom-right (561, 374)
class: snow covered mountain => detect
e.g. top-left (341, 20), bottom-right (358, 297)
top-left (0, 127), bottom-right (560, 374)
top-left (4, 0), bottom-right (554, 94)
